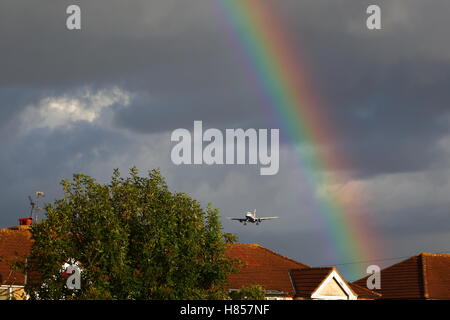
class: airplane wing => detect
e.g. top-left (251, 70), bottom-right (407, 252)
top-left (257, 216), bottom-right (279, 221)
top-left (228, 218), bottom-right (247, 222)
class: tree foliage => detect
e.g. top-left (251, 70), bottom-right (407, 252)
top-left (229, 285), bottom-right (266, 300)
top-left (26, 168), bottom-right (236, 300)
top-left (223, 233), bottom-right (238, 244)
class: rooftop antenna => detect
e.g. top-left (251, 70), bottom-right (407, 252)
top-left (28, 191), bottom-right (45, 223)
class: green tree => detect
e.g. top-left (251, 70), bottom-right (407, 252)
top-left (26, 168), bottom-right (236, 300)
top-left (223, 233), bottom-right (238, 244)
top-left (229, 285), bottom-right (266, 300)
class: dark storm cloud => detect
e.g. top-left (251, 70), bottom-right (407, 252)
top-left (1, 0), bottom-right (449, 180)
top-left (0, 0), bottom-right (231, 87)
top-left (109, 1), bottom-right (450, 178)
top-left (0, 122), bottom-right (135, 227)
top-left (0, 88), bottom-right (46, 133)
top-left (112, 89), bottom-right (269, 134)
top-left (1, 0), bottom-right (450, 275)
top-left (318, 58), bottom-right (450, 177)
top-left (1, 0), bottom-right (269, 131)
top-left (274, 0), bottom-right (450, 178)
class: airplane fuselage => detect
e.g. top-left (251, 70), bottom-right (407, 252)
top-left (245, 213), bottom-right (256, 223)
top-left (229, 210), bottom-right (278, 225)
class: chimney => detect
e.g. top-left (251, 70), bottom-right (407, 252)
top-left (18, 217), bottom-right (33, 226)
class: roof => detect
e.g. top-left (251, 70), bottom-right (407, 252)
top-left (0, 230), bottom-right (382, 299)
top-left (354, 252), bottom-right (450, 299)
top-left (289, 267), bottom-right (335, 298)
top-left (289, 267), bottom-right (376, 299)
top-left (226, 245), bottom-right (380, 299)
top-left (225, 244), bottom-right (309, 295)
top-left (348, 282), bottom-right (382, 299)
top-left (0, 227), bottom-right (32, 286)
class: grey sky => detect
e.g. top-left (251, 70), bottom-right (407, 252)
top-left (1, 0), bottom-right (450, 279)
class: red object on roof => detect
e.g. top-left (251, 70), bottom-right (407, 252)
top-left (225, 244), bottom-right (308, 295)
top-left (18, 217), bottom-right (33, 226)
top-left (354, 252), bottom-right (450, 299)
top-left (0, 227), bottom-right (32, 286)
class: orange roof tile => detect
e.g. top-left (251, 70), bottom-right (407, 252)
top-left (0, 227), bottom-right (32, 286)
top-left (354, 252), bottom-right (450, 299)
top-left (289, 267), bottom-right (380, 299)
top-left (225, 244), bottom-right (308, 295)
top-left (348, 282), bottom-right (382, 299)
top-left (289, 267), bottom-right (334, 298)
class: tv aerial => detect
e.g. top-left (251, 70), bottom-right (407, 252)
top-left (28, 191), bottom-right (45, 223)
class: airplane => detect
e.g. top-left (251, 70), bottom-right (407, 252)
top-left (229, 210), bottom-right (279, 225)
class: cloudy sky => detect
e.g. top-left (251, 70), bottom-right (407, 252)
top-left (1, 0), bottom-right (450, 280)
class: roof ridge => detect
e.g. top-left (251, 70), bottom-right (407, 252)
top-left (226, 243), bottom-right (264, 251)
top-left (417, 252), bottom-right (450, 257)
top-left (329, 267), bottom-right (359, 298)
top-left (288, 269), bottom-right (296, 295)
top-left (0, 228), bottom-right (31, 234)
top-left (310, 268), bottom-right (336, 297)
top-left (420, 253), bottom-right (429, 299)
top-left (349, 282), bottom-right (382, 297)
top-left (288, 266), bottom-right (334, 273)
top-left (288, 267), bottom-right (334, 298)
top-left (226, 243), bottom-right (310, 267)
top-left (256, 245), bottom-right (310, 268)
top-left (354, 254), bottom-right (421, 283)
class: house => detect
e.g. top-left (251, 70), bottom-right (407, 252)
top-left (354, 252), bottom-right (450, 299)
top-left (0, 225), bottom-right (32, 300)
top-left (225, 243), bottom-right (308, 299)
top-left (225, 243), bottom-right (380, 300)
top-left (0, 219), bottom-right (379, 300)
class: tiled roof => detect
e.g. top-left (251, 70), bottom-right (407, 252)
top-left (354, 252), bottom-right (450, 299)
top-left (225, 244), bottom-right (309, 295)
top-left (348, 282), bottom-right (382, 299)
top-left (0, 227), bottom-right (32, 286)
top-left (288, 267), bottom-right (379, 299)
top-left (289, 267), bottom-right (334, 298)
top-left (0, 229), bottom-right (383, 299)
top-left (423, 253), bottom-right (450, 298)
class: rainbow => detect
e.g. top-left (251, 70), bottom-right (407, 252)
top-left (213, 0), bottom-right (380, 278)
